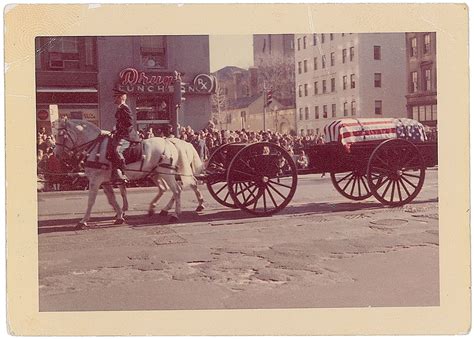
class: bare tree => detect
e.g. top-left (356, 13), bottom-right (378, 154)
top-left (255, 54), bottom-right (295, 106)
top-left (211, 85), bottom-right (229, 127)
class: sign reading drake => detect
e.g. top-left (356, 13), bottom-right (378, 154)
top-left (116, 68), bottom-right (217, 95)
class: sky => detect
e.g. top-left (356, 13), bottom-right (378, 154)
top-left (209, 35), bottom-right (254, 72)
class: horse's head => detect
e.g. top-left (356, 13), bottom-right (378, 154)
top-left (54, 118), bottom-right (101, 163)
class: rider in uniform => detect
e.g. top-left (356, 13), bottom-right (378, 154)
top-left (111, 89), bottom-right (137, 182)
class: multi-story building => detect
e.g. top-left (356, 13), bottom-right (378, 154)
top-left (213, 65), bottom-right (296, 133)
top-left (405, 32), bottom-right (437, 127)
top-left (35, 35), bottom-right (213, 133)
top-left (253, 34), bottom-right (296, 107)
top-left (294, 33), bottom-right (408, 136)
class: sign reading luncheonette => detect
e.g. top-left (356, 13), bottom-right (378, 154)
top-left (117, 68), bottom-right (217, 95)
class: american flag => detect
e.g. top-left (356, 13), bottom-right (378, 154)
top-left (323, 118), bottom-right (427, 148)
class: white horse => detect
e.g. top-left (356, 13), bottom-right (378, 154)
top-left (146, 137), bottom-right (205, 217)
top-left (54, 119), bottom-right (203, 230)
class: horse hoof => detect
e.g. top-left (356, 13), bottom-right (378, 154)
top-left (75, 222), bottom-right (88, 230)
top-left (168, 215), bottom-right (179, 223)
top-left (147, 209), bottom-right (155, 217)
top-left (159, 210), bottom-right (168, 217)
top-left (114, 218), bottom-right (125, 225)
top-left (195, 205), bottom-right (205, 212)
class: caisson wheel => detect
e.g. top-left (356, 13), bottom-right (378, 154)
top-left (206, 143), bottom-right (237, 208)
top-left (227, 142), bottom-right (297, 216)
top-left (331, 170), bottom-right (372, 201)
top-left (367, 139), bottom-right (425, 207)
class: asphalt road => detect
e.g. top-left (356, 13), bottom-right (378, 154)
top-left (38, 170), bottom-right (439, 311)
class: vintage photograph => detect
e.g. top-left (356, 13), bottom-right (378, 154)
top-left (36, 32), bottom-right (439, 311)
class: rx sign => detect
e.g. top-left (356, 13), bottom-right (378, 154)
top-left (193, 74), bottom-right (217, 94)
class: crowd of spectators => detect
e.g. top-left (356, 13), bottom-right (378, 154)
top-left (137, 121), bottom-right (323, 169)
top-left (38, 121), bottom-right (438, 191)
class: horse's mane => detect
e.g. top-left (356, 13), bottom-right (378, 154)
top-left (63, 119), bottom-right (102, 136)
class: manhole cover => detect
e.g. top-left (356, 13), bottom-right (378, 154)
top-left (370, 218), bottom-right (408, 226)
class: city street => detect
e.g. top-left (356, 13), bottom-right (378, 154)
top-left (38, 169), bottom-right (439, 311)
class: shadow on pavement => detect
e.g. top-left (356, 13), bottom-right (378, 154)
top-left (38, 197), bottom-right (438, 235)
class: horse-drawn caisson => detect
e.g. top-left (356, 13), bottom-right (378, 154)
top-left (54, 117), bottom-right (437, 229)
top-left (205, 117), bottom-right (437, 215)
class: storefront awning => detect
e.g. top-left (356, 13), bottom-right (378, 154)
top-left (36, 87), bottom-right (98, 93)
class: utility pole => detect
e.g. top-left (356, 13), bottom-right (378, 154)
top-left (263, 80), bottom-right (267, 131)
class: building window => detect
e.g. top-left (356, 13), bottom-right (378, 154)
top-left (343, 102), bottom-right (348, 116)
top-left (297, 38), bottom-right (301, 51)
top-left (331, 104), bottom-right (336, 117)
top-left (331, 78), bottom-right (336, 92)
top-left (299, 108), bottom-right (303, 120)
top-left (322, 55), bottom-right (326, 69)
top-left (412, 106), bottom-right (419, 121)
top-left (330, 52), bottom-right (335, 66)
top-left (303, 36), bottom-right (307, 49)
top-left (313, 33), bottom-right (317, 45)
top-left (303, 59), bottom-right (308, 72)
top-left (140, 36), bottom-right (166, 69)
top-left (48, 36), bottom-right (78, 53)
top-left (423, 33), bottom-right (431, 54)
top-left (410, 37), bottom-right (417, 57)
top-left (351, 101), bottom-right (356, 115)
top-left (330, 33), bottom-right (334, 40)
top-left (350, 74), bottom-right (356, 88)
top-left (321, 34), bottom-right (325, 43)
top-left (313, 57), bottom-right (318, 70)
top-left (84, 37), bottom-right (95, 66)
top-left (374, 73), bottom-right (382, 87)
top-left (375, 100), bottom-right (382, 115)
top-left (47, 37), bottom-right (80, 70)
top-left (342, 49), bottom-right (347, 63)
top-left (314, 81), bottom-right (318, 95)
top-left (298, 61), bottom-right (302, 74)
top-left (343, 75), bottom-right (347, 90)
top-left (374, 45), bottom-right (381, 60)
top-left (419, 105), bottom-right (426, 121)
top-left (410, 71), bottom-right (418, 92)
top-left (426, 105), bottom-right (432, 121)
top-left (432, 104), bottom-right (437, 121)
top-left (350, 47), bottom-right (355, 61)
top-left (322, 80), bottom-right (327, 93)
top-left (304, 84), bottom-right (308, 96)
top-left (136, 96), bottom-right (170, 121)
top-left (298, 85), bottom-right (302, 97)
top-left (300, 129), bottom-right (304, 136)
top-left (315, 106), bottom-right (319, 119)
top-left (305, 107), bottom-right (309, 120)
top-left (423, 68), bottom-right (432, 91)
top-left (323, 105), bottom-right (328, 118)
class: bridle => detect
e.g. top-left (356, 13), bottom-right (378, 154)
top-left (55, 121), bottom-right (100, 156)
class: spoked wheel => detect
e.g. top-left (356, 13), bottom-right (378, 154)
top-left (331, 169), bottom-right (372, 201)
top-left (367, 139), bottom-right (426, 207)
top-left (227, 142), bottom-right (297, 216)
top-left (206, 143), bottom-right (237, 208)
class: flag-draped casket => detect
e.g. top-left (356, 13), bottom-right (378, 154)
top-left (323, 118), bottom-right (427, 149)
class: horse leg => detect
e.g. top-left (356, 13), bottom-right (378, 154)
top-left (102, 184), bottom-right (125, 224)
top-left (119, 184), bottom-right (129, 215)
top-left (191, 183), bottom-right (205, 212)
top-left (159, 176), bottom-right (181, 222)
top-left (159, 195), bottom-right (174, 217)
top-left (148, 176), bottom-right (166, 217)
top-left (77, 180), bottom-right (101, 230)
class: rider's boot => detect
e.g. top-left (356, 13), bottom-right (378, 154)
top-left (112, 159), bottom-right (129, 183)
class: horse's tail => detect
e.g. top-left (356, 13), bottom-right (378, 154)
top-left (189, 144), bottom-right (203, 175)
top-left (175, 142), bottom-right (195, 188)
